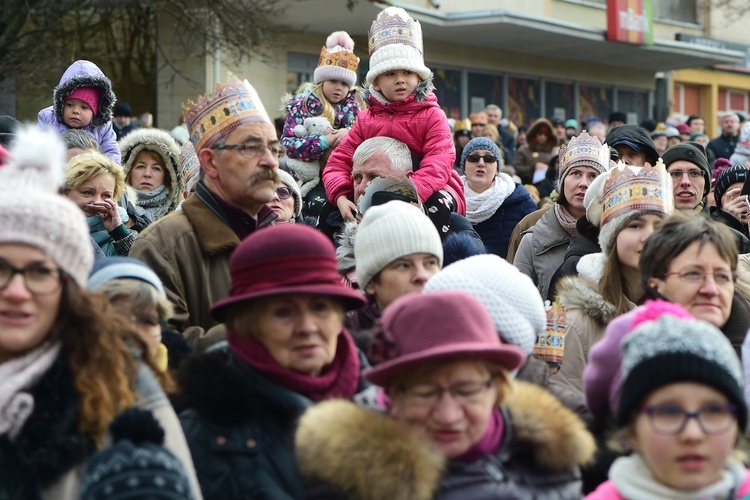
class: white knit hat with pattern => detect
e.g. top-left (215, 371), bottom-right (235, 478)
top-left (314, 31), bottom-right (360, 89)
top-left (424, 254), bottom-right (542, 355)
top-left (355, 201), bottom-right (443, 289)
top-left (0, 125), bottom-right (93, 286)
top-left (366, 7), bottom-right (431, 85)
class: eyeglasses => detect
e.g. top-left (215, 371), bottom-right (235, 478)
top-left (668, 170), bottom-right (703, 180)
top-left (397, 378), bottom-right (495, 408)
top-left (660, 269), bottom-right (736, 287)
top-left (0, 260), bottom-right (66, 295)
top-left (276, 186), bottom-right (292, 200)
top-left (640, 404), bottom-right (737, 435)
top-left (212, 142), bottom-right (282, 158)
top-left (466, 154), bottom-right (498, 164)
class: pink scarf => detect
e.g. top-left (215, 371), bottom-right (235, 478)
top-left (227, 328), bottom-right (361, 402)
top-left (555, 203), bottom-right (579, 236)
top-left (455, 409), bottom-right (505, 463)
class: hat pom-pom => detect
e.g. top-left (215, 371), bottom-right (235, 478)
top-left (630, 300), bottom-right (694, 331)
top-left (5, 125), bottom-right (66, 191)
top-left (713, 157), bottom-right (732, 179)
top-left (109, 408), bottom-right (165, 446)
top-left (326, 31), bottom-right (354, 51)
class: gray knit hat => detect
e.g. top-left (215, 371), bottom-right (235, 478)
top-left (276, 169), bottom-right (303, 218)
top-left (617, 312), bottom-right (747, 431)
top-left (460, 137), bottom-right (502, 171)
top-left (424, 254), bottom-right (543, 355)
top-left (355, 201), bottom-right (443, 289)
top-left (0, 126), bottom-right (93, 286)
top-left (87, 256), bottom-right (166, 298)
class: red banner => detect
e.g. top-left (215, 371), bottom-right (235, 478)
top-left (607, 0), bottom-right (653, 46)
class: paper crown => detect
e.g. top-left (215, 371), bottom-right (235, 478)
top-left (368, 7), bottom-right (424, 56)
top-left (318, 47), bottom-right (359, 74)
top-left (600, 159), bottom-right (673, 228)
top-left (182, 75), bottom-right (271, 151)
top-left (559, 131), bottom-right (610, 174)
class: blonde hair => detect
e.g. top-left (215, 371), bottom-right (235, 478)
top-left (64, 151), bottom-right (126, 201)
top-left (295, 82), bottom-right (336, 128)
top-left (481, 125), bottom-right (499, 143)
top-left (97, 278), bottom-right (173, 320)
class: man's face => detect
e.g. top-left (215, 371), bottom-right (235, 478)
top-left (689, 118), bottom-right (705, 134)
top-left (201, 121), bottom-right (279, 215)
top-left (667, 160), bottom-right (705, 210)
top-left (615, 145), bottom-right (647, 166)
top-left (352, 151), bottom-right (400, 203)
top-left (114, 115), bottom-right (131, 128)
top-left (721, 115), bottom-right (739, 136)
top-left (486, 109), bottom-right (501, 125)
top-left (554, 124), bottom-right (566, 140)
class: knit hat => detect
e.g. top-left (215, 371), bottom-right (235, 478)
top-left (712, 157), bottom-right (732, 185)
top-left (605, 124), bottom-right (659, 165)
top-left (314, 31), bottom-right (360, 89)
top-left (355, 201), bottom-right (443, 289)
top-left (424, 254), bottom-right (543, 355)
top-left (460, 137), bottom-right (502, 171)
top-left (87, 256), bottom-right (166, 298)
top-left (114, 102), bottom-right (133, 118)
top-left (182, 74), bottom-right (272, 151)
top-left (608, 111), bottom-right (627, 125)
top-left (0, 115), bottom-right (20, 147)
top-left (676, 123), bottom-right (691, 135)
top-left (365, 290), bottom-right (525, 387)
top-left (357, 176), bottom-right (421, 215)
top-left (276, 168), bottom-right (303, 217)
top-left (584, 160), bottom-right (673, 255)
top-left (565, 119), bottom-right (579, 131)
top-left (366, 7), bottom-right (431, 86)
top-left (616, 306), bottom-right (747, 431)
top-left (661, 141), bottom-right (711, 196)
top-left (714, 164), bottom-right (750, 210)
top-left (0, 125), bottom-right (93, 286)
top-left (80, 408), bottom-right (194, 499)
top-left (179, 140), bottom-right (200, 194)
top-left (67, 86), bottom-right (102, 117)
top-left (557, 131), bottom-right (609, 193)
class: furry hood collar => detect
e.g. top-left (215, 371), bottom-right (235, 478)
top-left (364, 74), bottom-right (435, 105)
top-left (556, 253), bottom-right (619, 325)
top-left (335, 220), bottom-right (358, 273)
top-left (296, 380), bottom-right (595, 499)
top-left (53, 60), bottom-right (116, 127)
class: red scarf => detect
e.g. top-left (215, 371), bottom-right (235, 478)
top-left (227, 328), bottom-right (361, 402)
top-left (455, 408), bottom-right (505, 463)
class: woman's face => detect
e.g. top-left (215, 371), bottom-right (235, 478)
top-left (390, 360), bottom-right (499, 459)
top-left (463, 149), bottom-right (499, 193)
top-left (647, 241), bottom-right (734, 328)
top-left (268, 184), bottom-right (296, 223)
top-left (365, 253), bottom-right (440, 310)
top-left (562, 166), bottom-right (600, 217)
top-left (0, 244), bottom-right (63, 364)
top-left (630, 382), bottom-right (738, 492)
top-left (615, 214), bottom-right (662, 271)
top-left (456, 135), bottom-right (470, 148)
top-left (233, 294), bottom-right (345, 376)
top-left (65, 173), bottom-right (116, 217)
top-left (112, 298), bottom-right (162, 357)
top-left (534, 127), bottom-right (550, 145)
top-left (129, 151), bottom-right (165, 192)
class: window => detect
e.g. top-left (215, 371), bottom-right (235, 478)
top-left (618, 89), bottom-right (649, 124)
top-left (433, 67), bottom-right (463, 119)
top-left (286, 53), bottom-right (317, 93)
top-left (545, 81), bottom-right (575, 122)
top-left (508, 77), bottom-right (541, 127)
top-left (579, 85), bottom-right (614, 124)
top-left (653, 0), bottom-right (698, 24)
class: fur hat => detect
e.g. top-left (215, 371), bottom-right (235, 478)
top-left (276, 169), bottom-right (303, 217)
top-left (460, 137), bottom-right (501, 171)
top-left (119, 128), bottom-right (185, 211)
top-left (661, 141), bottom-right (711, 196)
top-left (314, 31), bottom-right (360, 89)
top-left (66, 86), bottom-right (102, 117)
top-left (557, 131), bottom-right (610, 194)
top-left (714, 164), bottom-right (750, 210)
top-left (424, 254), bottom-right (544, 355)
top-left (355, 201), bottom-right (443, 289)
top-left (366, 7), bottom-right (431, 85)
top-left (0, 125), bottom-right (93, 286)
top-left (584, 160), bottom-right (673, 255)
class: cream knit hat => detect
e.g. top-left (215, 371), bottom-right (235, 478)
top-left (355, 201), bottom-right (443, 289)
top-left (366, 7), bottom-right (431, 85)
top-left (314, 31), bottom-right (360, 88)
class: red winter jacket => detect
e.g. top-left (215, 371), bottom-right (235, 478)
top-left (323, 88), bottom-right (466, 215)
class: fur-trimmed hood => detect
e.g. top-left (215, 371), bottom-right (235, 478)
top-left (556, 253), bottom-right (618, 325)
top-left (119, 128), bottom-right (185, 211)
top-left (364, 74), bottom-right (435, 105)
top-left (335, 220), bottom-right (358, 273)
top-left (296, 380), bottom-right (595, 499)
top-left (52, 60), bottom-right (116, 127)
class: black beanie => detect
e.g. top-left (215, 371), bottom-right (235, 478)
top-left (661, 141), bottom-right (711, 196)
top-left (715, 164), bottom-right (750, 210)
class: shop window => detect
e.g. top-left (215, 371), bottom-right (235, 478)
top-left (545, 81), bottom-right (575, 122)
top-left (433, 66), bottom-right (463, 119)
top-left (579, 85), bottom-right (614, 124)
top-left (508, 77), bottom-right (541, 127)
top-left (618, 89), bottom-right (649, 124)
top-left (467, 72), bottom-right (504, 118)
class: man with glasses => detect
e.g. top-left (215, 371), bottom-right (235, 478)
top-left (131, 76), bottom-right (279, 348)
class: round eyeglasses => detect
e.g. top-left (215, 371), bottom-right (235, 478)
top-left (0, 261), bottom-right (67, 295)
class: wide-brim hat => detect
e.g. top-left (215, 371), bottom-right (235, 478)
top-left (211, 225), bottom-right (365, 321)
top-left (364, 290), bottom-right (525, 387)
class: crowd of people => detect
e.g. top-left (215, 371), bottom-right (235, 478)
top-left (3, 4), bottom-right (750, 499)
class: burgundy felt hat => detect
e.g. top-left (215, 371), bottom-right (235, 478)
top-left (364, 290), bottom-right (525, 387)
top-left (211, 224), bottom-right (365, 321)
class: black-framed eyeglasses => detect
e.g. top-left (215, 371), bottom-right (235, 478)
top-left (397, 378), bottom-right (495, 408)
top-left (212, 142), bottom-right (282, 158)
top-left (640, 404), bottom-right (738, 435)
top-left (466, 154), bottom-right (498, 164)
top-left (276, 186), bottom-right (292, 200)
top-left (660, 269), bottom-right (736, 287)
top-left (0, 260), bottom-right (67, 295)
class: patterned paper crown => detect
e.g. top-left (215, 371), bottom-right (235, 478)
top-left (182, 74), bottom-right (271, 151)
top-left (368, 7), bottom-right (424, 57)
top-left (318, 47), bottom-right (359, 74)
top-left (559, 131), bottom-right (610, 174)
top-left (601, 159), bottom-right (673, 228)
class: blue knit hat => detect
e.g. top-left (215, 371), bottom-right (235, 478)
top-left (87, 256), bottom-right (166, 298)
top-left (460, 137), bottom-right (501, 171)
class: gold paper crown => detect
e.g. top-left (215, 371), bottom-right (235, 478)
top-left (368, 8), bottom-right (423, 56)
top-left (182, 74), bottom-right (271, 151)
top-left (559, 131), bottom-right (610, 174)
top-left (601, 159), bottom-right (673, 227)
top-left (318, 47), bottom-right (360, 74)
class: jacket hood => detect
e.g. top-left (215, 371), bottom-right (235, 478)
top-left (53, 60), bottom-right (116, 127)
top-left (556, 254), bottom-right (618, 325)
top-left (335, 220), bottom-right (358, 273)
top-left (605, 124), bottom-right (659, 165)
top-left (364, 74), bottom-right (435, 106)
top-left (526, 118), bottom-right (558, 150)
top-left (295, 380), bottom-right (595, 499)
top-left (119, 128), bottom-right (185, 211)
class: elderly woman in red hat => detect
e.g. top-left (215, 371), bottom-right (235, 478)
top-left (175, 224), bottom-right (365, 498)
top-left (295, 290), bottom-right (595, 498)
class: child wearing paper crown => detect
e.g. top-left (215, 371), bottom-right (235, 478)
top-left (281, 31), bottom-right (361, 218)
top-left (323, 7), bottom-right (466, 235)
top-left (37, 60), bottom-right (120, 163)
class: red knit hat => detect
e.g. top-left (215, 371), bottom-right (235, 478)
top-left (66, 86), bottom-right (101, 117)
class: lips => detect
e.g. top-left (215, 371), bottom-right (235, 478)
top-left (293, 344), bottom-right (320, 357)
top-left (0, 310), bottom-right (33, 326)
top-left (677, 454), bottom-right (707, 471)
top-left (676, 191), bottom-right (695, 199)
top-left (430, 429), bottom-right (463, 443)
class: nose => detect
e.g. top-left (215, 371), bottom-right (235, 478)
top-left (144, 168), bottom-right (153, 178)
top-left (679, 173), bottom-right (692, 186)
top-left (431, 392), bottom-right (464, 424)
top-left (641, 225), bottom-right (656, 242)
top-left (699, 274), bottom-right (720, 296)
top-left (412, 262), bottom-right (431, 285)
top-left (296, 309), bottom-right (319, 335)
top-left (2, 273), bottom-right (32, 300)
top-left (271, 190), bottom-right (281, 201)
top-left (679, 414), bottom-right (705, 441)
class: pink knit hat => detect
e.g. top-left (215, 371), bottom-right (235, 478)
top-left (66, 86), bottom-right (102, 117)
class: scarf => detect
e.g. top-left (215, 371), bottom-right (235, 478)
top-left (0, 341), bottom-right (61, 440)
top-left (136, 185), bottom-right (170, 221)
top-left (462, 173), bottom-right (516, 224)
top-left (226, 328), bottom-right (361, 402)
top-left (455, 408), bottom-right (505, 463)
top-left (609, 453), bottom-right (745, 500)
top-left (87, 206), bottom-right (129, 256)
top-left (554, 203), bottom-right (579, 236)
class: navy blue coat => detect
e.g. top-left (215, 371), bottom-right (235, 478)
top-left (472, 184), bottom-right (537, 258)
